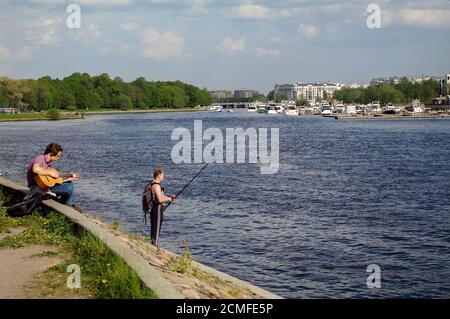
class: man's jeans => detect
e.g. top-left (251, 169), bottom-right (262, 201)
top-left (51, 182), bottom-right (75, 206)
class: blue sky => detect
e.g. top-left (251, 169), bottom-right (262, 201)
top-left (0, 0), bottom-right (449, 93)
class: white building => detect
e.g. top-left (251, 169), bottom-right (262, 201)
top-left (274, 82), bottom-right (343, 103)
top-left (344, 83), bottom-right (370, 89)
top-left (441, 74), bottom-right (450, 96)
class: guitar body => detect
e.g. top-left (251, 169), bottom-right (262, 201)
top-left (34, 168), bottom-right (64, 190)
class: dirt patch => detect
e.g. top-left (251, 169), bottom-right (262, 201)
top-left (0, 226), bottom-right (28, 241)
top-left (0, 244), bottom-right (65, 298)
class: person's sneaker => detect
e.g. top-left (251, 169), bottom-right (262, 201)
top-left (46, 190), bottom-right (57, 197)
top-left (150, 240), bottom-right (160, 250)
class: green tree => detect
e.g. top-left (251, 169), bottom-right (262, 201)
top-left (296, 97), bottom-right (309, 106)
top-left (0, 77), bottom-right (23, 109)
top-left (112, 94), bottom-right (132, 110)
top-left (275, 93), bottom-right (287, 103)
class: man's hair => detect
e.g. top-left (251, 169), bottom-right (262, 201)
top-left (44, 143), bottom-right (63, 156)
top-left (153, 168), bottom-right (164, 179)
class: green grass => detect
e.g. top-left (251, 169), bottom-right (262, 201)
top-left (0, 195), bottom-right (157, 299)
top-left (0, 107), bottom-right (200, 121)
top-left (0, 112), bottom-right (81, 121)
top-left (70, 228), bottom-right (157, 299)
top-left (169, 240), bottom-right (192, 274)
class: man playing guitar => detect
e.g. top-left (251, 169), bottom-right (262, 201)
top-left (26, 143), bottom-right (79, 207)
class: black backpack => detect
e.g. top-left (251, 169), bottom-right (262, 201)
top-left (7, 192), bottom-right (54, 217)
top-left (142, 182), bottom-right (162, 225)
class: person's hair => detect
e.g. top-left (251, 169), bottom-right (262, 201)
top-left (153, 168), bottom-right (165, 179)
top-left (44, 143), bottom-right (63, 156)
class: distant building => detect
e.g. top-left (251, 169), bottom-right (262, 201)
top-left (441, 74), bottom-right (450, 96)
top-left (234, 89), bottom-right (254, 99)
top-left (274, 82), bottom-right (343, 103)
top-left (370, 76), bottom-right (402, 86)
top-left (371, 75), bottom-right (441, 86)
top-left (344, 83), bottom-right (369, 89)
top-left (209, 90), bottom-right (233, 99)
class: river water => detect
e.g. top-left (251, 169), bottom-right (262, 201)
top-left (0, 111), bottom-right (449, 298)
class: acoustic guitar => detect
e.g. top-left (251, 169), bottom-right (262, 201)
top-left (35, 168), bottom-right (79, 190)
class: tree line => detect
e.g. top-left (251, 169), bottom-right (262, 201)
top-left (333, 78), bottom-right (441, 105)
top-left (0, 73), bottom-right (212, 111)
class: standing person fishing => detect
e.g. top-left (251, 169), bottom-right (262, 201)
top-left (142, 164), bottom-right (209, 247)
top-left (143, 168), bottom-right (176, 247)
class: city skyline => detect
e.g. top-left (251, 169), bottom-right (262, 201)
top-left (0, 0), bottom-right (449, 93)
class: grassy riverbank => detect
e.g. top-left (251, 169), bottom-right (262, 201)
top-left (81, 107), bottom-right (200, 115)
top-left (0, 112), bottom-right (83, 122)
top-left (0, 108), bottom-right (201, 122)
top-left (0, 192), bottom-right (157, 299)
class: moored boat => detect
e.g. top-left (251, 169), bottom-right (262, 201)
top-left (285, 105), bottom-right (299, 116)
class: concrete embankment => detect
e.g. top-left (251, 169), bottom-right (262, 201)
top-left (0, 177), bottom-right (281, 299)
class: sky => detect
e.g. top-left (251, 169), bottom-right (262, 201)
top-left (0, 0), bottom-right (449, 94)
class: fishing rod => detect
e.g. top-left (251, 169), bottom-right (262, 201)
top-left (163, 162), bottom-right (209, 212)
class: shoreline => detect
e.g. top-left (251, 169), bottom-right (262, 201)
top-left (0, 115), bottom-right (84, 123)
top-left (0, 108), bottom-right (202, 123)
top-left (82, 108), bottom-right (200, 115)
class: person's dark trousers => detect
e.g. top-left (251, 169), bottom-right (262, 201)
top-left (51, 182), bottom-right (75, 206)
top-left (150, 205), bottom-right (164, 246)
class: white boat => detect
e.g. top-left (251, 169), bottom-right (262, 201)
top-left (227, 109), bottom-right (233, 113)
top-left (285, 106), bottom-right (298, 116)
top-left (209, 105), bottom-right (222, 112)
top-left (345, 104), bottom-right (357, 114)
top-left (275, 105), bottom-right (285, 114)
top-left (257, 105), bottom-right (268, 113)
top-left (369, 101), bottom-right (382, 113)
top-left (403, 100), bottom-right (425, 115)
top-left (320, 103), bottom-right (332, 116)
top-left (412, 100), bottom-right (425, 113)
top-left (383, 104), bottom-right (398, 114)
top-left (247, 105), bottom-right (257, 112)
top-left (267, 106), bottom-right (278, 115)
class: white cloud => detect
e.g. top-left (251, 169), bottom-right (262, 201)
top-left (251, 47), bottom-right (280, 57)
top-left (31, 0), bottom-right (65, 4)
top-left (298, 24), bottom-right (321, 39)
top-left (37, 18), bottom-right (58, 27)
top-left (0, 45), bottom-right (12, 60)
top-left (38, 29), bottom-right (61, 45)
top-left (187, 0), bottom-right (207, 15)
top-left (215, 37), bottom-right (246, 55)
top-left (227, 2), bottom-right (272, 20)
top-left (76, 0), bottom-right (134, 5)
top-left (30, 16), bottom-right (63, 45)
top-left (400, 9), bottom-right (450, 28)
top-left (120, 21), bottom-right (140, 32)
top-left (139, 28), bottom-right (185, 60)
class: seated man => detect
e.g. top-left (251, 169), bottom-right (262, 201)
top-left (26, 143), bottom-right (78, 206)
